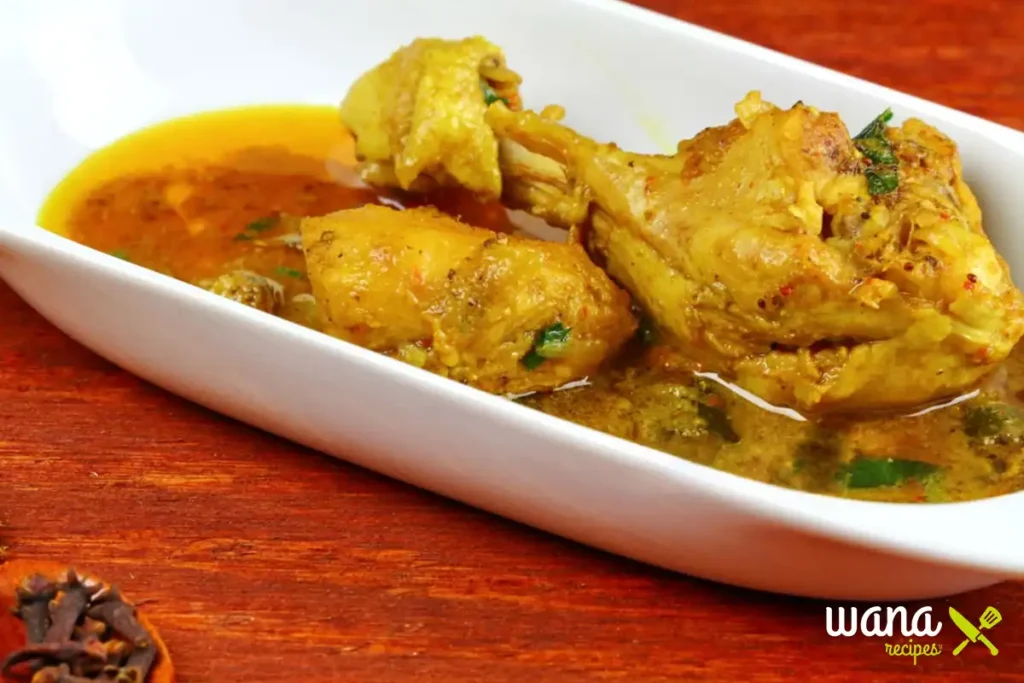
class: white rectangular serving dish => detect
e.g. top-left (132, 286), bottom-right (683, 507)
top-left (2, 0), bottom-right (1024, 600)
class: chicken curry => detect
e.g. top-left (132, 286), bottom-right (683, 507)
top-left (40, 37), bottom-right (1024, 504)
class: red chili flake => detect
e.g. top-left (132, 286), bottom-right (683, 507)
top-left (939, 211), bottom-right (950, 220)
top-left (903, 262), bottom-right (914, 272)
top-left (779, 284), bottom-right (794, 297)
top-left (705, 394), bottom-right (723, 408)
top-left (964, 273), bottom-right (978, 290)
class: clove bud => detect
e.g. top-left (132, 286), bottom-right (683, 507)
top-left (45, 570), bottom-right (104, 644)
top-left (13, 574), bottom-right (58, 644)
top-left (87, 588), bottom-right (150, 649)
top-left (2, 566), bottom-right (161, 682)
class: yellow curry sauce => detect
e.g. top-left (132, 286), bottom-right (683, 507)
top-left (40, 106), bottom-right (1024, 504)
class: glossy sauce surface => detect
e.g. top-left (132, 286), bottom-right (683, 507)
top-left (41, 106), bottom-right (1024, 504)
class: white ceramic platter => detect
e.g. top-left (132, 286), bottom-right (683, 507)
top-left (2, 0), bottom-right (1024, 600)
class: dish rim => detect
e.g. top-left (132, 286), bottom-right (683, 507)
top-left (599, 0), bottom-right (1024, 147)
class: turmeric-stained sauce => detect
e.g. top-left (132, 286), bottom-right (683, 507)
top-left (41, 106), bottom-right (379, 313)
top-left (41, 106), bottom-right (1024, 504)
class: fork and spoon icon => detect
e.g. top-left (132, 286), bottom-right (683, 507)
top-left (948, 606), bottom-right (1001, 656)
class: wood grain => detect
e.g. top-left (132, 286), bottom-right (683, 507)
top-left (2, 1), bottom-right (1023, 680)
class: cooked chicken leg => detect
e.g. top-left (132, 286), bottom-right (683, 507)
top-left (340, 36), bottom-right (522, 201)
top-left (486, 92), bottom-right (1024, 411)
top-left (300, 205), bottom-right (636, 395)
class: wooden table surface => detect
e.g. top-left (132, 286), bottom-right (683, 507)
top-left (2, 1), bottom-right (1023, 681)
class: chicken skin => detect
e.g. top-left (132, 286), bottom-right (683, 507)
top-left (300, 205), bottom-right (636, 394)
top-left (486, 92), bottom-right (1024, 411)
top-left (340, 36), bottom-right (522, 201)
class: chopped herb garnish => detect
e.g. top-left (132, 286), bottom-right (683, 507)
top-left (233, 214), bottom-right (279, 241)
top-left (865, 167), bottom-right (899, 195)
top-left (962, 403), bottom-right (1024, 477)
top-left (108, 249), bottom-right (131, 261)
top-left (691, 378), bottom-right (740, 442)
top-left (638, 317), bottom-right (659, 345)
top-left (481, 80), bottom-right (508, 106)
top-left (274, 266), bottom-right (304, 280)
top-left (535, 322), bottom-right (571, 356)
top-left (854, 108), bottom-right (893, 137)
top-left (791, 429), bottom-right (843, 486)
top-left (695, 377), bottom-right (716, 395)
top-left (246, 215), bottom-right (278, 233)
top-left (853, 108), bottom-right (899, 196)
top-left (522, 349), bottom-right (546, 370)
top-left (963, 403), bottom-right (1024, 443)
top-left (854, 109), bottom-right (895, 158)
top-left (697, 402), bottom-right (740, 443)
top-left (522, 322), bottom-right (572, 369)
top-left (840, 455), bottom-right (939, 489)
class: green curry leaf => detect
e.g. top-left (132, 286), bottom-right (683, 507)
top-left (274, 266), bottom-right (304, 280)
top-left (697, 402), bottom-right (740, 443)
top-left (522, 322), bottom-right (572, 369)
top-left (534, 322), bottom-right (571, 357)
top-left (234, 214), bottom-right (280, 241)
top-left (963, 403), bottom-right (1024, 441)
top-left (638, 317), bottom-right (659, 345)
top-left (481, 80), bottom-right (508, 106)
top-left (853, 108), bottom-right (894, 145)
top-left (841, 456), bottom-right (939, 489)
top-left (246, 215), bottom-right (279, 233)
top-left (521, 350), bottom-right (546, 370)
top-left (853, 108), bottom-right (899, 197)
top-left (865, 167), bottom-right (899, 195)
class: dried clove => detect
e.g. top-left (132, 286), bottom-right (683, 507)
top-left (102, 639), bottom-right (133, 667)
top-left (87, 589), bottom-right (149, 649)
top-left (30, 663), bottom-right (104, 683)
top-left (112, 644), bottom-right (156, 683)
top-left (13, 574), bottom-right (58, 644)
top-left (29, 663), bottom-right (69, 683)
top-left (1, 638), bottom-right (107, 674)
top-left (45, 570), bottom-right (103, 643)
top-left (60, 672), bottom-right (109, 683)
top-left (2, 565), bottom-right (164, 682)
top-left (74, 618), bottom-right (109, 642)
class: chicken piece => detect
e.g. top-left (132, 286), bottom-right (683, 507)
top-left (486, 92), bottom-right (1024, 412)
top-left (340, 36), bottom-right (522, 201)
top-left (199, 270), bottom-right (284, 314)
top-left (300, 205), bottom-right (636, 394)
